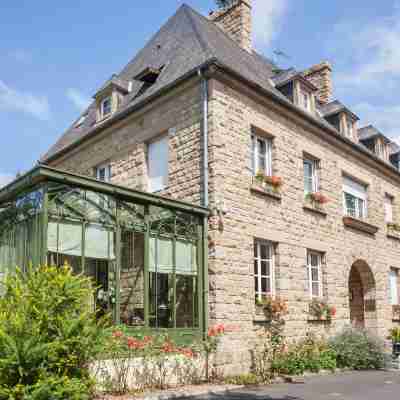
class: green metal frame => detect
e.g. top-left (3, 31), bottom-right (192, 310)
top-left (0, 165), bottom-right (209, 340)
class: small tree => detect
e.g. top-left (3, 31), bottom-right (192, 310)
top-left (0, 265), bottom-right (106, 399)
top-left (215, 0), bottom-right (237, 9)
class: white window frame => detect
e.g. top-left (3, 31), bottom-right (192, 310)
top-left (342, 176), bottom-right (368, 219)
top-left (251, 134), bottom-right (272, 177)
top-left (303, 157), bottom-right (319, 195)
top-left (301, 91), bottom-right (312, 112)
top-left (385, 194), bottom-right (394, 223)
top-left (100, 96), bottom-right (112, 118)
top-left (307, 250), bottom-right (323, 299)
top-left (254, 240), bottom-right (275, 301)
top-left (346, 117), bottom-right (353, 139)
top-left (390, 268), bottom-right (399, 305)
top-left (147, 135), bottom-right (169, 193)
top-left (95, 163), bottom-right (111, 183)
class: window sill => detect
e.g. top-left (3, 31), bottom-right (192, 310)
top-left (342, 216), bottom-right (379, 235)
top-left (253, 315), bottom-right (272, 323)
top-left (303, 202), bottom-right (327, 216)
top-left (250, 183), bottom-right (282, 200)
top-left (307, 317), bottom-right (332, 324)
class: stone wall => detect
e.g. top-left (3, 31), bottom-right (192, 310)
top-left (206, 76), bottom-right (400, 373)
top-left (49, 73), bottom-right (400, 375)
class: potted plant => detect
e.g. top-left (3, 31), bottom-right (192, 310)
top-left (389, 327), bottom-right (400, 357)
top-left (306, 192), bottom-right (329, 205)
top-left (256, 295), bottom-right (288, 320)
top-left (309, 299), bottom-right (336, 322)
top-left (264, 175), bottom-right (283, 192)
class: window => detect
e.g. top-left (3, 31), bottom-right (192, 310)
top-left (95, 163), bottom-right (111, 183)
top-left (303, 158), bottom-right (319, 195)
top-left (254, 240), bottom-right (275, 301)
top-left (251, 134), bottom-right (272, 176)
top-left (385, 194), bottom-right (394, 223)
top-left (346, 118), bottom-right (353, 139)
top-left (101, 96), bottom-right (112, 118)
top-left (307, 250), bottom-right (322, 298)
top-left (148, 135), bottom-right (169, 192)
top-left (390, 268), bottom-right (399, 305)
top-left (343, 176), bottom-right (367, 219)
top-left (301, 91), bottom-right (311, 111)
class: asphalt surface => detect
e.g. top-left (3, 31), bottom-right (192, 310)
top-left (195, 371), bottom-right (400, 400)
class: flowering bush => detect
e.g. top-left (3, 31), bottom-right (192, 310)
top-left (96, 329), bottom-right (203, 394)
top-left (309, 299), bottom-right (336, 322)
top-left (203, 324), bottom-right (225, 381)
top-left (307, 192), bottom-right (329, 204)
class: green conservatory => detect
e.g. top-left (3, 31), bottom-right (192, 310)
top-left (0, 166), bottom-right (209, 338)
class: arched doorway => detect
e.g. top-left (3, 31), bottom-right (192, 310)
top-left (349, 260), bottom-right (377, 331)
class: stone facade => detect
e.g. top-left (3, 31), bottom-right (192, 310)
top-left (45, 1), bottom-right (400, 375)
top-left (303, 62), bottom-right (333, 105)
top-left (48, 71), bottom-right (400, 373)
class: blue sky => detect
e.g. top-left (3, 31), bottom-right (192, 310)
top-left (1, 0), bottom-right (400, 186)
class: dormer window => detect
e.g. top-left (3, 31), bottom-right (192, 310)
top-left (101, 96), bottom-right (112, 118)
top-left (301, 91), bottom-right (312, 112)
top-left (345, 116), bottom-right (354, 139)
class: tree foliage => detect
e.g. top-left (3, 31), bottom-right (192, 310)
top-left (0, 265), bottom-right (106, 399)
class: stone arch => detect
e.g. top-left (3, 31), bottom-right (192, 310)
top-left (349, 260), bottom-right (377, 332)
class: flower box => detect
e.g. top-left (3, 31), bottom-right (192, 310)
top-left (251, 176), bottom-right (282, 200)
top-left (342, 216), bottom-right (379, 235)
top-left (393, 305), bottom-right (400, 321)
top-left (308, 299), bottom-right (336, 323)
top-left (387, 223), bottom-right (400, 240)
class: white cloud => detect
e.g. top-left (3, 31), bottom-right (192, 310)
top-left (0, 80), bottom-right (51, 121)
top-left (252, 0), bottom-right (287, 49)
top-left (0, 173), bottom-right (14, 188)
top-left (66, 88), bottom-right (90, 111)
top-left (353, 102), bottom-right (400, 142)
top-left (331, 7), bottom-right (400, 92)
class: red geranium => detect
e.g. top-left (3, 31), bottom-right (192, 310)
top-left (265, 175), bottom-right (283, 188)
top-left (112, 330), bottom-right (124, 339)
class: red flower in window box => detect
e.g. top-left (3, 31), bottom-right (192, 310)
top-left (264, 175), bottom-right (283, 188)
top-left (307, 192), bottom-right (329, 204)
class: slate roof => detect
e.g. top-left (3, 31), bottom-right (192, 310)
top-left (43, 4), bottom-right (284, 161)
top-left (318, 100), bottom-right (359, 120)
top-left (94, 75), bottom-right (130, 98)
top-left (358, 125), bottom-right (391, 143)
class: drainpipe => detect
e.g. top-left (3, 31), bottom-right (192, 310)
top-left (198, 69), bottom-right (209, 208)
top-left (198, 69), bottom-right (209, 339)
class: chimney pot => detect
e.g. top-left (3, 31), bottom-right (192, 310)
top-left (209, 0), bottom-right (252, 53)
top-left (302, 61), bottom-right (333, 105)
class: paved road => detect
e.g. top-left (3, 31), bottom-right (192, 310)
top-left (197, 371), bottom-right (400, 400)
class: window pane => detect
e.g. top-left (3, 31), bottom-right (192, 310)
top-left (148, 136), bottom-right (169, 192)
top-left (254, 277), bottom-right (259, 293)
top-left (260, 244), bottom-right (268, 259)
top-left (261, 277), bottom-right (267, 293)
top-left (357, 198), bottom-right (364, 219)
top-left (261, 260), bottom-right (270, 276)
top-left (312, 282), bottom-right (320, 297)
top-left (311, 266), bottom-right (319, 281)
top-left (254, 259), bottom-right (258, 275)
top-left (310, 253), bottom-right (319, 267)
top-left (345, 193), bottom-right (356, 217)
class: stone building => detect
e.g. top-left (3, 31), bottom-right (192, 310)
top-left (40, 0), bottom-right (400, 372)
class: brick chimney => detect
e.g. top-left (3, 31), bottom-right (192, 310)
top-left (209, 0), bottom-right (252, 53)
top-left (302, 62), bottom-right (333, 105)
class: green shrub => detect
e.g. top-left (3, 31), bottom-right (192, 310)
top-left (272, 333), bottom-right (337, 376)
top-left (329, 328), bottom-right (385, 370)
top-left (224, 373), bottom-right (261, 386)
top-left (0, 265), bottom-right (106, 397)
